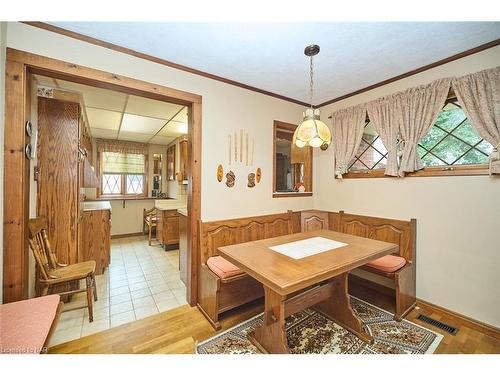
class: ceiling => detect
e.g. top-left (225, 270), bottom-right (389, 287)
top-left (47, 22), bottom-right (500, 105)
top-left (34, 75), bottom-right (188, 145)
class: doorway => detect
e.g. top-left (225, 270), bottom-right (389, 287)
top-left (2, 48), bottom-right (201, 309)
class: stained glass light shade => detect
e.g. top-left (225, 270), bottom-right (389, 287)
top-left (293, 108), bottom-right (331, 148)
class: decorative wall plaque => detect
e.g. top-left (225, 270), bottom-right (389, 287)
top-left (256, 168), bottom-right (262, 183)
top-left (247, 173), bottom-right (255, 188)
top-left (217, 164), bottom-right (224, 182)
top-left (225, 171), bottom-right (235, 188)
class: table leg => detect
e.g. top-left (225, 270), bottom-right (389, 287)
top-left (248, 285), bottom-right (290, 354)
top-left (314, 272), bottom-right (373, 343)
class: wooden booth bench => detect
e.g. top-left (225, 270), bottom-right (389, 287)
top-left (197, 209), bottom-right (416, 330)
top-left (197, 211), bottom-right (295, 330)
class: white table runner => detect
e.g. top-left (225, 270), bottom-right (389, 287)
top-left (269, 236), bottom-right (347, 259)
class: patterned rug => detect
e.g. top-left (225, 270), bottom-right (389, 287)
top-left (196, 296), bottom-right (443, 354)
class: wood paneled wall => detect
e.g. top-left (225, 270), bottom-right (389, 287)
top-left (331, 211), bottom-right (416, 262)
top-left (199, 211), bottom-right (296, 264)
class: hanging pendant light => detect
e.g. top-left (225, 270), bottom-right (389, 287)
top-left (293, 44), bottom-right (331, 150)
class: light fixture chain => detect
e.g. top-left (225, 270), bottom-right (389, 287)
top-left (309, 55), bottom-right (314, 107)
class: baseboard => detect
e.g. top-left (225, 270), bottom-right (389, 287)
top-left (416, 299), bottom-right (500, 340)
top-left (111, 232), bottom-right (147, 239)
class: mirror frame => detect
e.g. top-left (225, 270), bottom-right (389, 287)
top-left (272, 120), bottom-right (313, 198)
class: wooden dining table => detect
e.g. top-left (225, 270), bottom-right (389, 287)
top-left (218, 229), bottom-right (398, 354)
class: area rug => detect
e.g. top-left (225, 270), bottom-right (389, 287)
top-left (196, 296), bottom-right (443, 354)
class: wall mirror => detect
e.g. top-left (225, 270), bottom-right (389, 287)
top-left (273, 120), bottom-right (312, 197)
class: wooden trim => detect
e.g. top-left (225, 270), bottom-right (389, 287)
top-left (273, 192), bottom-right (313, 198)
top-left (21, 22), bottom-right (309, 107)
top-left (342, 164), bottom-right (489, 179)
top-left (416, 299), bottom-right (500, 341)
top-left (111, 232), bottom-right (146, 239)
top-left (273, 120), bottom-right (313, 197)
top-left (317, 38), bottom-right (500, 108)
top-left (3, 48), bottom-right (201, 307)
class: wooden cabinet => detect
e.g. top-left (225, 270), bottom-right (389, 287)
top-left (167, 144), bottom-right (176, 181)
top-left (301, 210), bottom-right (329, 232)
top-left (79, 209), bottom-right (111, 275)
top-left (83, 157), bottom-right (99, 188)
top-left (37, 97), bottom-right (80, 265)
top-left (178, 213), bottom-right (188, 285)
top-left (178, 139), bottom-right (188, 181)
top-left (157, 210), bottom-right (180, 247)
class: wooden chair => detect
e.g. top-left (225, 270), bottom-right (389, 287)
top-left (143, 208), bottom-right (158, 246)
top-left (28, 217), bottom-right (97, 322)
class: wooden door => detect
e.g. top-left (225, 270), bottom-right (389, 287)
top-left (301, 211), bottom-right (329, 232)
top-left (37, 97), bottom-right (80, 265)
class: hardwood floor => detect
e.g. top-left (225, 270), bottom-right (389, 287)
top-left (49, 282), bottom-right (500, 354)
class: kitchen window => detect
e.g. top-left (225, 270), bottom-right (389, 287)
top-left (100, 151), bottom-right (147, 196)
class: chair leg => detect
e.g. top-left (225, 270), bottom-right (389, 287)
top-left (92, 273), bottom-right (98, 302)
top-left (148, 226), bottom-right (152, 246)
top-left (40, 284), bottom-right (49, 296)
top-left (86, 276), bottom-right (94, 322)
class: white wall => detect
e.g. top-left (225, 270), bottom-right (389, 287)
top-left (315, 46), bottom-right (500, 327)
top-left (5, 22), bottom-right (314, 223)
top-left (0, 22), bottom-right (7, 303)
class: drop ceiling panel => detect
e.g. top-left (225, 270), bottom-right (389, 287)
top-left (118, 131), bottom-right (153, 143)
top-left (55, 80), bottom-right (128, 111)
top-left (86, 108), bottom-right (122, 130)
top-left (158, 121), bottom-right (188, 137)
top-left (149, 135), bottom-right (176, 145)
top-left (172, 107), bottom-right (188, 123)
top-left (120, 113), bottom-right (166, 134)
top-left (126, 95), bottom-right (183, 120)
top-left (91, 128), bottom-right (118, 139)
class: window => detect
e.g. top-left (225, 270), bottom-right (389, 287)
top-left (417, 100), bottom-right (493, 167)
top-left (100, 152), bottom-right (146, 196)
top-left (346, 98), bottom-right (492, 177)
top-left (349, 121), bottom-right (388, 171)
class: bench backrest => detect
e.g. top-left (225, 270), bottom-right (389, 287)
top-left (331, 211), bottom-right (416, 263)
top-left (199, 211), bottom-right (294, 264)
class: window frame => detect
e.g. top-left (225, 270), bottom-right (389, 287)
top-left (341, 91), bottom-right (490, 179)
top-left (97, 151), bottom-right (148, 198)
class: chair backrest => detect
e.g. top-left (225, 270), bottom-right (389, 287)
top-left (143, 207), bottom-right (157, 221)
top-left (28, 217), bottom-right (58, 281)
top-left (332, 211), bottom-right (416, 263)
top-left (199, 211), bottom-right (293, 265)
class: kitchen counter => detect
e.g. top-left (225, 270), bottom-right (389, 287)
top-left (155, 199), bottom-right (187, 211)
top-left (83, 201), bottom-right (112, 212)
top-left (177, 208), bottom-right (188, 216)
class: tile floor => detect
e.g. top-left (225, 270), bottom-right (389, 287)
top-left (49, 236), bottom-right (187, 346)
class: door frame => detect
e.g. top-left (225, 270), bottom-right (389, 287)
top-left (2, 48), bottom-right (202, 305)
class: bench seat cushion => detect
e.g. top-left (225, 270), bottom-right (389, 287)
top-left (0, 294), bottom-right (61, 354)
top-left (207, 256), bottom-right (245, 279)
top-left (365, 254), bottom-right (406, 273)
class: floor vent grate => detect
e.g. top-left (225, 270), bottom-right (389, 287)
top-left (417, 314), bottom-right (458, 335)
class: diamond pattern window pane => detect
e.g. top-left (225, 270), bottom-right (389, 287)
top-left (102, 174), bottom-right (121, 194)
top-left (126, 175), bottom-right (144, 194)
top-left (348, 122), bottom-right (388, 171)
top-left (418, 101), bottom-right (492, 167)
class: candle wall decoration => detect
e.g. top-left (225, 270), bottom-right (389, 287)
top-left (256, 168), bottom-right (262, 183)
